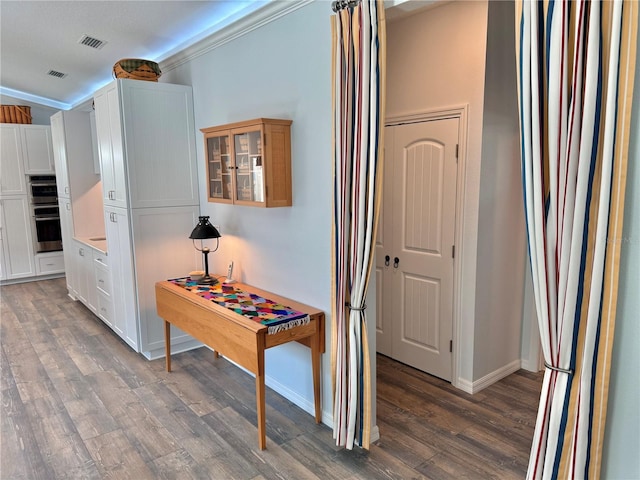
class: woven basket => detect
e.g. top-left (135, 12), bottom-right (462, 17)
top-left (113, 58), bottom-right (161, 82)
top-left (0, 105), bottom-right (32, 124)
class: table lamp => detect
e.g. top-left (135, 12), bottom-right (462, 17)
top-left (189, 216), bottom-right (221, 285)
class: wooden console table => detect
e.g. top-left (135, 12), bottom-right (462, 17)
top-left (155, 279), bottom-right (325, 450)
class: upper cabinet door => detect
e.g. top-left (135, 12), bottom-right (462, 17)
top-left (94, 82), bottom-right (128, 208)
top-left (0, 125), bottom-right (27, 195)
top-left (120, 80), bottom-right (198, 209)
top-left (22, 125), bottom-right (54, 174)
top-left (50, 112), bottom-right (71, 198)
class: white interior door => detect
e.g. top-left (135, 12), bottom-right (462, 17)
top-left (377, 117), bottom-right (458, 381)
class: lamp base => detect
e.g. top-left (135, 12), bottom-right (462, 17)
top-left (197, 274), bottom-right (219, 286)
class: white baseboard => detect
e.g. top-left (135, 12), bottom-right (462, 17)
top-left (369, 424), bottom-right (380, 444)
top-left (456, 359), bottom-right (522, 395)
top-left (521, 357), bottom-right (543, 373)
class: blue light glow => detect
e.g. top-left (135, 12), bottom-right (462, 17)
top-left (3, 0), bottom-right (267, 110)
top-left (0, 86), bottom-right (71, 110)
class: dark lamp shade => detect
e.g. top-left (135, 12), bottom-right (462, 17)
top-left (189, 216), bottom-right (221, 240)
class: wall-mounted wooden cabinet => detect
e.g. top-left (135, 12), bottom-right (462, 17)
top-left (201, 118), bottom-right (292, 207)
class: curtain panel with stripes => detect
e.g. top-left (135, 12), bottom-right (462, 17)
top-left (515, 1), bottom-right (637, 478)
top-left (331, 0), bottom-right (386, 450)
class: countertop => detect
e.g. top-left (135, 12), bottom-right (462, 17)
top-left (74, 236), bottom-right (108, 254)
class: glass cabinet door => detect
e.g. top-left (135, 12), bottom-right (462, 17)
top-left (233, 129), bottom-right (264, 203)
top-left (206, 135), bottom-right (232, 200)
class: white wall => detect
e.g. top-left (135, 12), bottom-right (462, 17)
top-left (386, 1), bottom-right (489, 385)
top-left (601, 37), bottom-right (640, 478)
top-left (162, 1), bottom-right (337, 423)
top-left (473, 0), bottom-right (526, 380)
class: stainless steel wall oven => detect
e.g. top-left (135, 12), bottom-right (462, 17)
top-left (28, 176), bottom-right (62, 253)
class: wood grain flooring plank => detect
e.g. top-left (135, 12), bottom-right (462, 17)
top-left (375, 417), bottom-right (439, 469)
top-left (332, 443), bottom-right (431, 480)
top-left (455, 423), bottom-right (531, 476)
top-left (279, 434), bottom-right (365, 480)
top-left (83, 428), bottom-right (155, 479)
top-left (150, 448), bottom-right (211, 480)
top-left (1, 350), bottom-right (52, 480)
top-left (154, 363), bottom-right (225, 417)
top-left (51, 326), bottom-right (104, 377)
top-left (186, 357), bottom-right (309, 446)
top-left (3, 339), bottom-right (55, 404)
top-left (85, 370), bottom-right (147, 420)
top-left (203, 406), bottom-right (320, 480)
top-left (133, 380), bottom-right (261, 479)
top-left (22, 394), bottom-right (100, 479)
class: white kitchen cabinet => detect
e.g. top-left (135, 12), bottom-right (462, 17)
top-left (92, 79), bottom-right (200, 360)
top-left (50, 113), bottom-right (71, 198)
top-left (130, 205), bottom-right (201, 356)
top-left (0, 125), bottom-right (27, 195)
top-left (0, 196), bottom-right (35, 280)
top-left (94, 85), bottom-right (127, 208)
top-left (22, 125), bottom-right (54, 174)
top-left (1, 124), bottom-right (54, 178)
top-left (93, 250), bottom-right (113, 327)
top-left (69, 240), bottom-right (98, 314)
top-left (35, 251), bottom-right (65, 275)
top-left (94, 79), bottom-right (198, 209)
top-left (104, 206), bottom-right (138, 350)
top-left (71, 240), bottom-right (89, 305)
top-left (50, 110), bottom-right (104, 238)
top-left (58, 198), bottom-right (75, 295)
top-left (89, 111), bottom-right (101, 175)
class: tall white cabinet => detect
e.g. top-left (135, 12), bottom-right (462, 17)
top-left (50, 110), bottom-right (104, 297)
top-left (0, 124), bottom-right (56, 282)
top-left (94, 79), bottom-right (201, 359)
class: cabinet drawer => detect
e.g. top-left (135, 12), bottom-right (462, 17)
top-left (35, 252), bottom-right (65, 275)
top-left (93, 250), bottom-right (109, 268)
top-left (95, 264), bottom-right (111, 296)
top-left (96, 290), bottom-right (113, 326)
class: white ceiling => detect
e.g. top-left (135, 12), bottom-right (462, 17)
top-left (0, 0), bottom-right (267, 110)
top-left (0, 0), bottom-right (439, 112)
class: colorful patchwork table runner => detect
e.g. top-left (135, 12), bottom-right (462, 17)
top-left (169, 277), bottom-right (310, 334)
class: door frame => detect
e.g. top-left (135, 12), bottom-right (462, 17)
top-left (384, 104), bottom-right (469, 390)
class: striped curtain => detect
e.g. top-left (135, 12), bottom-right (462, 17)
top-left (516, 1), bottom-right (637, 478)
top-left (330, 0), bottom-right (385, 450)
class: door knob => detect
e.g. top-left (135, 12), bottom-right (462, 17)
top-left (385, 255), bottom-right (390, 266)
top-left (393, 257), bottom-right (399, 268)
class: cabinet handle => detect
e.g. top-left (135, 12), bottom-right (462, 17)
top-left (99, 279), bottom-right (104, 284)
top-left (385, 255), bottom-right (390, 267)
top-left (393, 257), bottom-right (399, 268)
top-left (65, 187), bottom-right (70, 194)
top-left (66, 203), bottom-right (71, 211)
top-left (79, 248), bottom-right (85, 257)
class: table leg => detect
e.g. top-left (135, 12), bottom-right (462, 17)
top-left (256, 350), bottom-right (266, 450)
top-left (312, 324), bottom-right (322, 424)
top-left (165, 320), bottom-right (172, 372)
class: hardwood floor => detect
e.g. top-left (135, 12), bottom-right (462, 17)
top-left (1, 278), bottom-right (542, 479)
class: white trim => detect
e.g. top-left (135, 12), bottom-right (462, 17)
top-left (369, 425), bottom-right (380, 444)
top-left (461, 359), bottom-right (522, 395)
top-left (383, 104), bottom-right (469, 392)
top-left (161, 0), bottom-right (313, 73)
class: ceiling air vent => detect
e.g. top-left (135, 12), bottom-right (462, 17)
top-left (78, 34), bottom-right (106, 50)
top-left (47, 70), bottom-right (67, 79)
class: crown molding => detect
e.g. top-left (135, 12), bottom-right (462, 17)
top-left (160, 0), bottom-right (314, 73)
